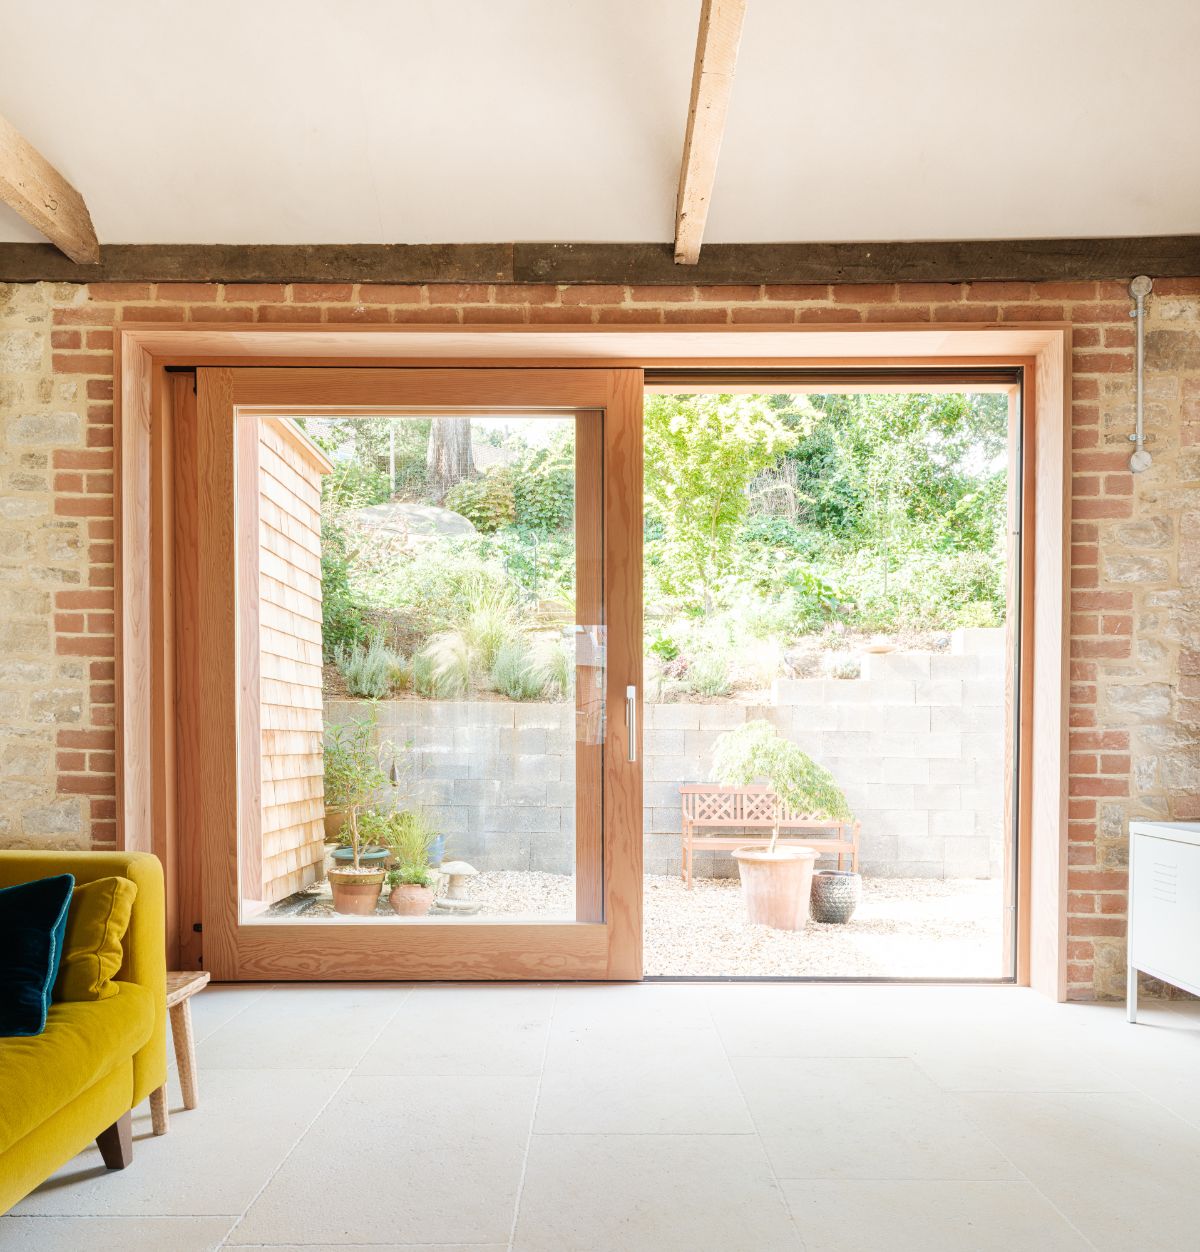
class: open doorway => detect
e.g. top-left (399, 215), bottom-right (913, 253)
top-left (640, 378), bottom-right (1021, 979)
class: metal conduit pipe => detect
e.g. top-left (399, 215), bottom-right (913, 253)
top-left (1129, 275), bottom-right (1154, 473)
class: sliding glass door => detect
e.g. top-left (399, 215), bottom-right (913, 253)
top-left (190, 368), bottom-right (643, 980)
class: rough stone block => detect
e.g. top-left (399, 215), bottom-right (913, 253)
top-left (926, 758), bottom-right (977, 784)
top-left (645, 703), bottom-right (701, 731)
top-left (913, 784), bottom-right (963, 811)
top-left (950, 627), bottom-right (1006, 656)
top-left (915, 679), bottom-right (964, 706)
top-left (880, 757), bottom-right (928, 784)
top-left (962, 680), bottom-right (1004, 708)
top-left (513, 703), bottom-right (571, 730)
top-left (863, 783), bottom-right (916, 810)
top-left (837, 704), bottom-right (930, 734)
top-left (927, 655), bottom-right (981, 680)
top-left (771, 678), bottom-right (825, 705)
top-left (897, 833), bottom-right (947, 863)
top-left (645, 729), bottom-right (686, 756)
top-left (861, 652), bottom-right (932, 681)
top-left (695, 703), bottom-right (746, 730)
top-left (867, 808), bottom-right (930, 838)
top-left (826, 678), bottom-right (915, 705)
top-left (826, 755), bottom-right (884, 786)
top-left (928, 810), bottom-right (973, 839)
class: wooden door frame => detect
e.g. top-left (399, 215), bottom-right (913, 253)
top-left (115, 321), bottom-right (1069, 996)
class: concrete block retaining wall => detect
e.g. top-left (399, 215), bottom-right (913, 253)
top-left (326, 628), bottom-right (1006, 880)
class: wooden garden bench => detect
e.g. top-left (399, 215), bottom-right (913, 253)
top-left (679, 783), bottom-right (860, 888)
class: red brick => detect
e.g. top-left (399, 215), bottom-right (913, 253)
top-left (52, 353), bottom-right (111, 374)
top-left (998, 303), bottom-right (1066, 321)
top-left (87, 380), bottom-right (113, 400)
top-left (492, 284), bottom-right (559, 305)
top-left (57, 773), bottom-right (116, 795)
top-left (1071, 544), bottom-right (1098, 567)
top-left (189, 306), bottom-right (253, 323)
top-left (120, 305), bottom-right (186, 322)
top-left (1071, 591), bottom-right (1132, 611)
top-left (290, 283), bottom-right (354, 302)
top-left (89, 283), bottom-right (151, 301)
top-left (86, 329), bottom-right (114, 350)
top-left (356, 284), bottom-right (426, 304)
top-left (56, 635), bottom-right (115, 657)
top-left (559, 285), bottom-right (626, 307)
top-left (322, 305), bottom-right (390, 323)
top-left (967, 281), bottom-right (1032, 300)
top-left (55, 497), bottom-right (112, 518)
top-left (53, 306), bottom-right (115, 325)
top-left (1072, 351), bottom-right (1133, 374)
top-left (1071, 327), bottom-right (1101, 348)
top-left (763, 284), bottom-right (830, 302)
top-left (427, 283), bottom-right (495, 304)
top-left (832, 284), bottom-right (894, 303)
top-left (1068, 776), bottom-right (1128, 798)
top-left (1072, 498), bottom-right (1132, 519)
top-left (629, 285), bottom-right (697, 303)
top-left (1070, 730), bottom-right (1128, 751)
top-left (663, 307), bottom-right (730, 324)
top-left (1071, 638), bottom-right (1130, 659)
top-left (51, 329), bottom-right (81, 348)
top-left (1099, 754), bottom-right (1131, 774)
top-left (55, 590), bottom-right (110, 610)
top-left (1152, 278), bottom-right (1200, 295)
top-left (596, 307), bottom-right (666, 324)
top-left (54, 472), bottom-right (83, 493)
top-left (1070, 916), bottom-right (1126, 937)
top-left (896, 282), bottom-right (963, 302)
top-left (90, 660), bottom-right (114, 680)
top-left (1037, 281), bottom-right (1098, 300)
top-left (730, 307), bottom-right (795, 324)
top-left (1069, 753), bottom-right (1098, 775)
top-left (527, 306), bottom-right (594, 324)
top-left (798, 306), bottom-right (863, 324)
top-left (54, 612), bottom-right (84, 633)
top-left (1068, 869), bottom-right (1127, 891)
top-left (56, 751), bottom-right (86, 772)
top-left (930, 303), bottom-right (1000, 321)
top-left (57, 728), bottom-right (113, 750)
top-left (257, 305), bottom-right (320, 323)
top-left (864, 305), bottom-right (933, 323)
top-left (462, 306), bottom-right (526, 324)
top-left (1102, 614), bottom-right (1132, 636)
top-left (391, 307), bottom-right (462, 324)
top-left (695, 285), bottom-right (762, 301)
top-left (154, 283), bottom-right (218, 301)
top-left (222, 284), bottom-right (286, 302)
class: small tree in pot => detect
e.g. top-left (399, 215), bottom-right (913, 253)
top-left (711, 720), bottom-right (852, 931)
top-left (323, 713), bottom-right (389, 915)
top-left (383, 808), bottom-right (440, 916)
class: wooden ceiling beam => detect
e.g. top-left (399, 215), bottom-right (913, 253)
top-left (674, 0), bottom-right (748, 266)
top-left (0, 112), bottom-right (99, 265)
top-left (2, 237), bottom-right (1200, 285)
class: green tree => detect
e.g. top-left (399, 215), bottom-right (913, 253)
top-left (644, 393), bottom-right (796, 610)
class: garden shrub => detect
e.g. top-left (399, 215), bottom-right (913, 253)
top-left (419, 632), bottom-right (472, 698)
top-left (445, 471), bottom-right (516, 533)
top-left (321, 516), bottom-right (369, 660)
top-left (510, 444), bottom-right (574, 532)
top-left (684, 652), bottom-right (733, 698)
top-left (334, 638), bottom-right (409, 699)
top-left (491, 640), bottom-right (547, 700)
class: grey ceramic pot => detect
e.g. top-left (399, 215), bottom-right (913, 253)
top-left (810, 870), bottom-right (862, 924)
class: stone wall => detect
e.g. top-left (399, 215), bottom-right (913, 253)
top-left (3, 275), bottom-right (1200, 997)
top-left (329, 629), bottom-right (1004, 881)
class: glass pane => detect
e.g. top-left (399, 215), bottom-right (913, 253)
top-left (237, 410), bottom-right (600, 924)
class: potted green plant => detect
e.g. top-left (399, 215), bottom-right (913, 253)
top-left (710, 720), bottom-right (852, 931)
top-left (322, 714), bottom-right (388, 915)
top-left (387, 864), bottom-right (437, 916)
top-left (382, 808), bottom-right (440, 916)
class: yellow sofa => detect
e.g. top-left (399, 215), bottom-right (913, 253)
top-left (0, 850), bottom-right (167, 1215)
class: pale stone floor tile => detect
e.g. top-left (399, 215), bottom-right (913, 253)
top-left (734, 1056), bottom-right (1019, 1180)
top-left (356, 985), bottom-right (554, 1076)
top-left (513, 1134), bottom-right (800, 1252)
top-left (184, 983), bottom-right (274, 1049)
top-left (782, 1181), bottom-right (1093, 1252)
top-left (0, 1216), bottom-right (236, 1251)
top-left (227, 1075), bottom-right (537, 1247)
top-left (12, 1069), bottom-right (346, 1217)
top-left (960, 1089), bottom-right (1200, 1251)
top-left (195, 985), bottom-right (409, 1070)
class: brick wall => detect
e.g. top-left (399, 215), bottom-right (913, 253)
top-left (3, 274), bottom-right (1199, 998)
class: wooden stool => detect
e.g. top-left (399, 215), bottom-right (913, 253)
top-left (149, 971), bottom-right (210, 1135)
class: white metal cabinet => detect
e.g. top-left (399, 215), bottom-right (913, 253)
top-left (1127, 821), bottom-right (1200, 1022)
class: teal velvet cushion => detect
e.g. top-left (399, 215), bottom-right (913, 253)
top-left (0, 874), bottom-right (74, 1037)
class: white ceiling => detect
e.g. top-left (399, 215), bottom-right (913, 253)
top-left (1, 0), bottom-right (1198, 247)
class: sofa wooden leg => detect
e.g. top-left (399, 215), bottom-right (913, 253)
top-left (96, 1111), bottom-right (133, 1170)
top-left (150, 1085), bottom-right (169, 1135)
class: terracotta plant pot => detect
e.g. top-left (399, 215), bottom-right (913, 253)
top-left (324, 808), bottom-right (347, 844)
top-left (732, 846), bottom-right (819, 931)
top-left (328, 868), bottom-right (385, 916)
top-left (388, 883), bottom-right (434, 916)
top-left (811, 870), bottom-right (862, 924)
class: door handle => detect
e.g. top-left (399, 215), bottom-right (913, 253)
top-left (625, 685), bottom-right (638, 763)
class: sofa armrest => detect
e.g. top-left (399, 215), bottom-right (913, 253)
top-left (0, 850), bottom-right (167, 1104)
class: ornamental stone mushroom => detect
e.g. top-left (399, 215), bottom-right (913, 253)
top-left (440, 861), bottom-right (478, 900)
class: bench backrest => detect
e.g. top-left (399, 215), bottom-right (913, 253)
top-left (680, 784), bottom-right (853, 831)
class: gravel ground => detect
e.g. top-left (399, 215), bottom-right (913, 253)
top-left (276, 870), bottom-right (1004, 978)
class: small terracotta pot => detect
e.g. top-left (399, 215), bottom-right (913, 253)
top-left (328, 868), bottom-right (385, 916)
top-left (389, 883), bottom-right (434, 916)
top-left (732, 846), bottom-right (819, 931)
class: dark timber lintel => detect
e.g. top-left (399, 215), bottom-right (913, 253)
top-left (1, 237), bottom-right (1199, 285)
